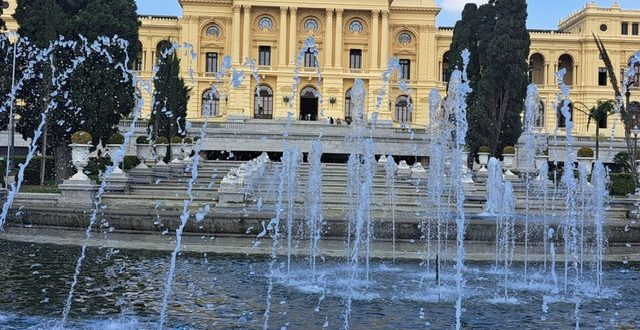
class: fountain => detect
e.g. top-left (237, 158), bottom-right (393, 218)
top-left (0, 30), bottom-right (635, 330)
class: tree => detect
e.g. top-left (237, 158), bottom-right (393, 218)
top-left (149, 42), bottom-right (191, 139)
top-left (14, 0), bottom-right (139, 182)
top-left (0, 3), bottom-right (5, 30)
top-left (450, 0), bottom-right (530, 156)
top-left (586, 100), bottom-right (614, 159)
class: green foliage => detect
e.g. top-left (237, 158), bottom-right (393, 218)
top-left (108, 133), bottom-right (124, 145)
top-left (609, 173), bottom-right (636, 196)
top-left (149, 50), bottom-right (191, 139)
top-left (193, 136), bottom-right (201, 142)
top-left (183, 137), bottom-right (193, 144)
top-left (13, 0), bottom-right (139, 175)
top-left (453, 0), bottom-right (530, 156)
top-left (136, 136), bottom-right (149, 144)
top-left (577, 147), bottom-right (594, 158)
top-left (0, 156), bottom-right (56, 186)
top-left (613, 152), bottom-right (632, 173)
top-left (71, 131), bottom-right (92, 144)
top-left (503, 146), bottom-right (515, 154)
top-left (85, 156), bottom-right (139, 175)
top-left (155, 136), bottom-right (169, 144)
top-left (587, 100), bottom-right (614, 130)
top-left (479, 146), bottom-right (490, 153)
top-left (122, 155), bottom-right (140, 170)
top-left (171, 136), bottom-right (182, 144)
top-left (0, 4), bottom-right (4, 30)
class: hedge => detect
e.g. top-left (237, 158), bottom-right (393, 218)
top-left (609, 173), bottom-right (636, 196)
top-left (0, 156), bottom-right (55, 186)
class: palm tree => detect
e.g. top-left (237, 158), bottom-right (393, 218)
top-left (587, 100), bottom-right (615, 159)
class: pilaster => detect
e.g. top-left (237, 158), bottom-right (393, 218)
top-left (335, 9), bottom-right (344, 68)
top-left (371, 10), bottom-right (380, 69)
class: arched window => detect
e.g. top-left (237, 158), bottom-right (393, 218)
top-left (529, 53), bottom-right (545, 85)
top-left (557, 101), bottom-right (573, 128)
top-left (258, 17), bottom-right (274, 31)
top-left (304, 19), bottom-right (319, 33)
top-left (349, 20), bottom-right (364, 34)
top-left (254, 85), bottom-right (273, 119)
top-left (134, 41), bottom-right (144, 71)
top-left (558, 54), bottom-right (574, 85)
top-left (395, 95), bottom-right (412, 123)
top-left (536, 101), bottom-right (545, 128)
top-left (202, 89), bottom-right (220, 117)
top-left (345, 88), bottom-right (354, 119)
top-left (206, 25), bottom-right (221, 38)
top-left (156, 40), bottom-right (172, 62)
top-left (628, 56), bottom-right (640, 87)
top-left (398, 32), bottom-right (412, 45)
top-left (442, 51), bottom-right (451, 84)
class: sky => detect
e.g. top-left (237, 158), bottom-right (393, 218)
top-left (135, 0), bottom-right (640, 29)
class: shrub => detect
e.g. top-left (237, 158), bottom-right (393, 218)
top-left (171, 136), bottom-right (182, 144)
top-left (193, 136), bottom-right (201, 142)
top-left (542, 149), bottom-right (549, 156)
top-left (503, 146), bottom-right (515, 154)
top-left (123, 156), bottom-right (140, 170)
top-left (478, 146), bottom-right (490, 153)
top-left (108, 133), bottom-right (124, 145)
top-left (71, 131), bottom-right (92, 144)
top-left (577, 147), bottom-right (594, 158)
top-left (156, 136), bottom-right (169, 144)
top-left (183, 137), bottom-right (193, 144)
top-left (136, 136), bottom-right (149, 144)
top-left (609, 173), bottom-right (636, 196)
top-left (0, 156), bottom-right (56, 186)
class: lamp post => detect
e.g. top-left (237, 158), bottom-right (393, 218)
top-left (4, 31), bottom-right (18, 188)
top-left (633, 125), bottom-right (639, 188)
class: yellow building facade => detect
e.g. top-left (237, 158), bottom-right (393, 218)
top-left (2, 0), bottom-right (640, 138)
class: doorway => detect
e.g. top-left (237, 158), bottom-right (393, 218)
top-left (300, 86), bottom-right (318, 121)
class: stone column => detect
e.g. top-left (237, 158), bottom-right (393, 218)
top-left (325, 8), bottom-right (334, 68)
top-left (289, 7), bottom-right (298, 65)
top-left (380, 10), bottom-right (390, 67)
top-left (242, 4), bottom-right (252, 63)
top-left (279, 7), bottom-right (288, 67)
top-left (544, 62), bottom-right (550, 86)
top-left (232, 5), bottom-right (241, 64)
top-left (370, 10), bottom-right (380, 69)
top-left (335, 9), bottom-right (343, 68)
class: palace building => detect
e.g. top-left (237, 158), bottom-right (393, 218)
top-left (2, 0), bottom-right (640, 142)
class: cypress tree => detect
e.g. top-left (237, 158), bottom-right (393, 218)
top-left (449, 0), bottom-right (530, 156)
top-left (150, 43), bottom-right (191, 139)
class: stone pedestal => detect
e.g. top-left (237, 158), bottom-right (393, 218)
top-left (58, 179), bottom-right (99, 208)
top-left (129, 167), bottom-right (154, 184)
top-left (104, 171), bottom-right (130, 193)
top-left (169, 159), bottom-right (185, 174)
top-left (153, 163), bottom-right (172, 180)
top-left (397, 161), bottom-right (411, 179)
top-left (218, 175), bottom-right (246, 204)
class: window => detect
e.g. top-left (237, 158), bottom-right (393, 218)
top-left (395, 96), bottom-right (412, 123)
top-left (622, 22), bottom-right (629, 35)
top-left (536, 101), bottom-right (545, 128)
top-left (259, 17), bottom-right (273, 31)
top-left (598, 114), bottom-right (607, 129)
top-left (442, 52), bottom-right (450, 83)
top-left (206, 25), bottom-right (221, 38)
top-left (600, 24), bottom-right (608, 32)
top-left (205, 52), bottom-right (218, 73)
top-left (398, 32), bottom-right (412, 45)
top-left (557, 102), bottom-right (572, 129)
top-left (598, 67), bottom-right (607, 86)
top-left (258, 46), bottom-right (271, 66)
top-left (2, 1), bottom-right (8, 10)
top-left (399, 59), bottom-right (411, 80)
top-left (134, 41), bottom-right (143, 71)
top-left (304, 48), bottom-right (317, 68)
top-left (304, 19), bottom-right (319, 33)
top-left (633, 23), bottom-right (639, 35)
top-left (202, 89), bottom-right (220, 117)
top-left (345, 88), bottom-right (354, 119)
top-left (349, 49), bottom-right (362, 70)
top-left (349, 20), bottom-right (364, 34)
top-left (254, 85), bottom-right (274, 119)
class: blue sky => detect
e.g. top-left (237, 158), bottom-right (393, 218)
top-left (135, 0), bottom-right (640, 29)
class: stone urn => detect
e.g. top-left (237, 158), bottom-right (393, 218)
top-left (477, 152), bottom-right (490, 172)
top-left (576, 157), bottom-right (594, 174)
top-left (69, 143), bottom-right (91, 180)
top-left (135, 144), bottom-right (152, 169)
top-left (182, 143), bottom-right (194, 161)
top-left (170, 144), bottom-right (182, 163)
top-left (155, 144), bottom-right (168, 165)
top-left (502, 153), bottom-right (516, 176)
top-left (106, 144), bottom-right (125, 174)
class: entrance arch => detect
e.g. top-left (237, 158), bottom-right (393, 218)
top-left (300, 86), bottom-right (319, 121)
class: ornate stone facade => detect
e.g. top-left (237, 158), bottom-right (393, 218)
top-left (2, 0), bottom-right (640, 138)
